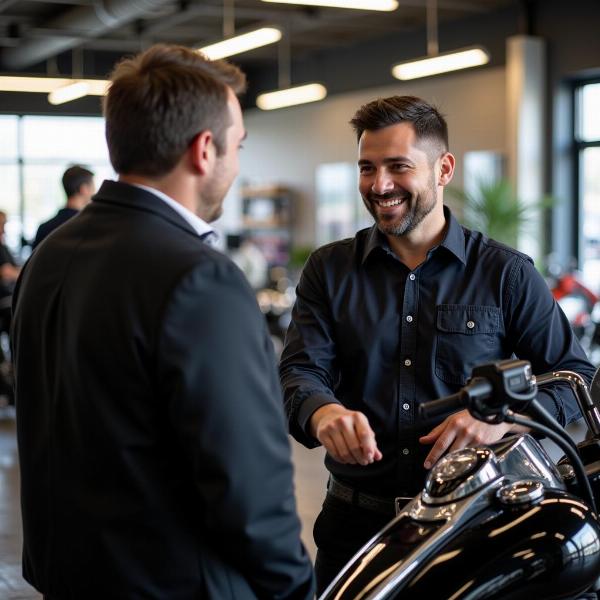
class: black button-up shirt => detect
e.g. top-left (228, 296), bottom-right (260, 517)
top-left (280, 208), bottom-right (595, 497)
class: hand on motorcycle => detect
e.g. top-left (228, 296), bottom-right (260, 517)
top-left (310, 403), bottom-right (383, 466)
top-left (419, 409), bottom-right (524, 469)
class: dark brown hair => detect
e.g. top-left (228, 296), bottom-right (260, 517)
top-left (350, 95), bottom-right (449, 154)
top-left (62, 165), bottom-right (94, 198)
top-left (104, 44), bottom-right (246, 177)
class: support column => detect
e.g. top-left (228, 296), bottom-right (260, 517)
top-left (506, 35), bottom-right (546, 263)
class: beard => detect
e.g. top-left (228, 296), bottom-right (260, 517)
top-left (363, 174), bottom-right (438, 237)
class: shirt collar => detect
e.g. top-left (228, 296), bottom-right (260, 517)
top-left (439, 205), bottom-right (467, 264)
top-left (129, 183), bottom-right (217, 241)
top-left (361, 205), bottom-right (466, 265)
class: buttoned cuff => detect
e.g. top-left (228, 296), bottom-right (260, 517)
top-left (297, 392), bottom-right (341, 444)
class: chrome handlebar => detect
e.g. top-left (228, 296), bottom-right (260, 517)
top-left (534, 370), bottom-right (600, 437)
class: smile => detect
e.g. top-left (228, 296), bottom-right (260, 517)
top-left (375, 197), bottom-right (406, 208)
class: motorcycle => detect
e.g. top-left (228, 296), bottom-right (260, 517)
top-left (320, 359), bottom-right (600, 599)
top-left (548, 260), bottom-right (600, 365)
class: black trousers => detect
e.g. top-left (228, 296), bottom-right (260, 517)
top-left (313, 494), bottom-right (393, 596)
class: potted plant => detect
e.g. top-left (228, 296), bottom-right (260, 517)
top-left (446, 178), bottom-right (554, 250)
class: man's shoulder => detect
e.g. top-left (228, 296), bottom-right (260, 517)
top-left (462, 226), bottom-right (533, 266)
top-left (311, 227), bottom-right (371, 262)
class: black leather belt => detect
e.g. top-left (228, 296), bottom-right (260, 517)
top-left (327, 476), bottom-right (412, 517)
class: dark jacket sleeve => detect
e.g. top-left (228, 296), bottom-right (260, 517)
top-left (505, 256), bottom-right (596, 425)
top-left (157, 258), bottom-right (314, 600)
top-left (280, 252), bottom-right (341, 448)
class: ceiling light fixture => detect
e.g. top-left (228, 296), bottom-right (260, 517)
top-left (199, 27), bottom-right (282, 60)
top-left (256, 20), bottom-right (327, 110)
top-left (0, 75), bottom-right (108, 95)
top-left (198, 0), bottom-right (281, 60)
top-left (391, 0), bottom-right (489, 81)
top-left (48, 80), bottom-right (90, 105)
top-left (257, 83), bottom-right (327, 110)
top-left (392, 47), bottom-right (490, 80)
top-left (261, 0), bottom-right (398, 10)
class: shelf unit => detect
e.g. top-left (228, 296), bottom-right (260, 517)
top-left (240, 184), bottom-right (293, 267)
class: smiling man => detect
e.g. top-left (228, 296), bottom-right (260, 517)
top-left (280, 95), bottom-right (595, 594)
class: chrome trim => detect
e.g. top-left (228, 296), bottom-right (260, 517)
top-left (497, 480), bottom-right (545, 505)
top-left (535, 370), bottom-right (600, 437)
top-left (422, 447), bottom-right (501, 505)
top-left (492, 434), bottom-right (565, 490)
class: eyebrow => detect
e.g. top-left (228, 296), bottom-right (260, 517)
top-left (358, 156), bottom-right (414, 165)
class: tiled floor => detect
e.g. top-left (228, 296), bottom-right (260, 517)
top-left (0, 411), bottom-right (328, 599)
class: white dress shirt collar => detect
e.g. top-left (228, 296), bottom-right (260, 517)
top-left (129, 182), bottom-right (217, 242)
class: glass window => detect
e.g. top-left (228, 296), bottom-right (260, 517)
top-left (22, 116), bottom-right (109, 162)
top-left (0, 116), bottom-right (19, 160)
top-left (2, 115), bottom-right (114, 253)
top-left (576, 81), bottom-right (600, 293)
top-left (580, 147), bottom-right (600, 290)
top-left (579, 83), bottom-right (600, 142)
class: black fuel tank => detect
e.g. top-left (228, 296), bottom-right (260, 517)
top-left (324, 489), bottom-right (600, 600)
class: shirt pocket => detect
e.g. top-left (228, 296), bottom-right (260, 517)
top-left (435, 304), bottom-right (502, 386)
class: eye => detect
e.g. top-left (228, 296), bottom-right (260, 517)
top-left (359, 165), bottom-right (374, 175)
top-left (390, 162), bottom-right (409, 172)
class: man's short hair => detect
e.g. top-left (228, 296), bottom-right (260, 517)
top-left (62, 165), bottom-right (95, 198)
top-left (104, 44), bottom-right (247, 177)
top-left (350, 95), bottom-right (449, 156)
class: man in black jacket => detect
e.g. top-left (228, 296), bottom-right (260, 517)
top-left (12, 44), bottom-right (314, 600)
top-left (32, 165), bottom-right (95, 249)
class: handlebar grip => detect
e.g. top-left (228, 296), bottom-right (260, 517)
top-left (419, 391), bottom-right (466, 420)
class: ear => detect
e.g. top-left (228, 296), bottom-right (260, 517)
top-left (438, 152), bottom-right (455, 187)
top-left (189, 130), bottom-right (214, 176)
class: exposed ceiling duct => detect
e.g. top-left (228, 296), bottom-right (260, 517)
top-left (0, 0), bottom-right (174, 71)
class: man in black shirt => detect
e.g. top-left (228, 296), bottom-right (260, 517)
top-left (280, 95), bottom-right (595, 594)
top-left (32, 165), bottom-right (95, 249)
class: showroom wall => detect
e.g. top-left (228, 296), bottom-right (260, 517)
top-left (237, 66), bottom-right (506, 247)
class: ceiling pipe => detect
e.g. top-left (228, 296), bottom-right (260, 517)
top-left (0, 0), bottom-right (172, 70)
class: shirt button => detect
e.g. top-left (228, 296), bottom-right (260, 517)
top-left (404, 358), bottom-right (412, 367)
top-left (402, 403), bottom-right (410, 411)
top-left (402, 448), bottom-right (410, 455)
top-left (409, 273), bottom-right (416, 281)
top-left (406, 315), bottom-right (413, 323)
top-left (466, 320), bottom-right (475, 329)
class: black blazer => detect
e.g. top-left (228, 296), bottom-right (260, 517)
top-left (12, 180), bottom-right (314, 600)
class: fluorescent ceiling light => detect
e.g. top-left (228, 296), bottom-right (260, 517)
top-left (257, 83), bottom-right (327, 110)
top-left (48, 81), bottom-right (90, 105)
top-left (261, 0), bottom-right (398, 10)
top-left (391, 47), bottom-right (490, 80)
top-left (199, 27), bottom-right (282, 60)
top-left (0, 75), bottom-right (109, 96)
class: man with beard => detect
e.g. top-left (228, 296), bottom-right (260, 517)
top-left (280, 95), bottom-right (594, 594)
top-left (12, 44), bottom-right (314, 600)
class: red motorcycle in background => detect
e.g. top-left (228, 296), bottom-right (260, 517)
top-left (548, 258), bottom-right (600, 365)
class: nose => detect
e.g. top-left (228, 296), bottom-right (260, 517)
top-left (371, 168), bottom-right (394, 195)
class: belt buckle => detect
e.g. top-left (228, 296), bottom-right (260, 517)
top-left (395, 496), bottom-right (412, 515)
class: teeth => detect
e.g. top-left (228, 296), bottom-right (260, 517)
top-left (378, 198), bottom-right (403, 207)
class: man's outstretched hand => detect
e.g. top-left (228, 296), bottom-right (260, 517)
top-left (310, 404), bottom-right (382, 466)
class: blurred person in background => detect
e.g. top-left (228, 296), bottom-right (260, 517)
top-left (0, 210), bottom-right (19, 329)
top-left (12, 44), bottom-right (313, 600)
top-left (32, 164), bottom-right (95, 249)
